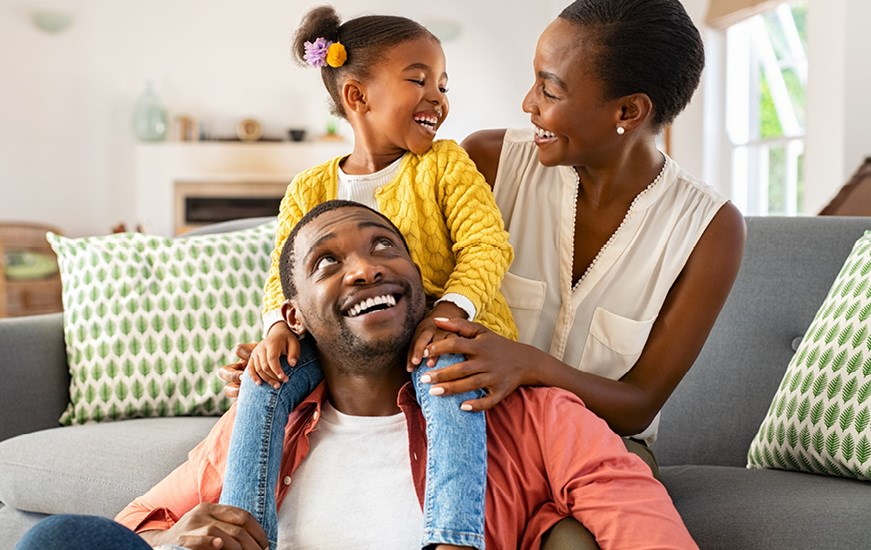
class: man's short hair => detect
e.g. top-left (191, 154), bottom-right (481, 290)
top-left (278, 200), bottom-right (411, 299)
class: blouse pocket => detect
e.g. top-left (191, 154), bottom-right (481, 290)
top-left (500, 271), bottom-right (546, 345)
top-left (583, 307), bottom-right (657, 378)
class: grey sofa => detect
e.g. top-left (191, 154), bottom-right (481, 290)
top-left (1, 216), bottom-right (869, 549)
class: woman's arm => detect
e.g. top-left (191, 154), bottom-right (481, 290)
top-left (460, 129), bottom-right (507, 189)
top-left (424, 202), bottom-right (746, 436)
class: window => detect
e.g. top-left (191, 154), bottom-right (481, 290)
top-left (725, 1), bottom-right (808, 215)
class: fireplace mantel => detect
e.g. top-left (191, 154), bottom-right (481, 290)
top-left (134, 141), bottom-right (348, 236)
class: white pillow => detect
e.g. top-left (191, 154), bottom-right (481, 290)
top-left (747, 231), bottom-right (871, 480)
top-left (48, 221), bottom-right (277, 425)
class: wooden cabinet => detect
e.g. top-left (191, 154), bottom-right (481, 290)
top-left (0, 223), bottom-right (63, 318)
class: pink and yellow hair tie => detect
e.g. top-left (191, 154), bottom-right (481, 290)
top-left (303, 37), bottom-right (347, 68)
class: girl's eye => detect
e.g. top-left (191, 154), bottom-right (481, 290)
top-left (439, 86), bottom-right (449, 94)
top-left (315, 256), bottom-right (337, 270)
top-left (374, 238), bottom-right (394, 251)
top-left (409, 79), bottom-right (425, 87)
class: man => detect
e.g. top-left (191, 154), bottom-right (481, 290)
top-left (19, 201), bottom-right (696, 549)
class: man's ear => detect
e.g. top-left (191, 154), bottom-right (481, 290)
top-left (281, 300), bottom-right (307, 337)
top-left (616, 93), bottom-right (654, 132)
top-left (342, 79), bottom-right (369, 114)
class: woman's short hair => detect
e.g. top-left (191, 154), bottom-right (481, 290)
top-left (559, 0), bottom-right (705, 128)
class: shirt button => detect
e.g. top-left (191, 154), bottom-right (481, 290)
top-left (284, 476), bottom-right (292, 486)
top-left (312, 410), bottom-right (320, 422)
top-left (375, 187), bottom-right (383, 194)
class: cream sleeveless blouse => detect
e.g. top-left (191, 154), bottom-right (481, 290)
top-left (494, 128), bottom-right (728, 443)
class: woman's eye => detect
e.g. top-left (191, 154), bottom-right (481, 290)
top-left (542, 86), bottom-right (557, 100)
top-left (315, 256), bottom-right (337, 270)
top-left (439, 86), bottom-right (449, 94)
top-left (374, 238), bottom-right (394, 251)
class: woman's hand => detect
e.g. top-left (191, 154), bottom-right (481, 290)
top-left (419, 318), bottom-right (544, 411)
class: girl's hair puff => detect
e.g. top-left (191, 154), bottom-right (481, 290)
top-left (292, 5), bottom-right (438, 118)
top-left (559, 0), bottom-right (704, 129)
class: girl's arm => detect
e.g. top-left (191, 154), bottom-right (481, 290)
top-left (423, 202), bottom-right (745, 435)
top-left (433, 140), bottom-right (514, 322)
top-left (248, 180), bottom-right (306, 386)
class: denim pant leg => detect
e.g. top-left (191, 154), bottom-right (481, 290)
top-left (15, 515), bottom-right (152, 550)
top-left (415, 354), bottom-right (487, 550)
top-left (220, 338), bottom-right (323, 549)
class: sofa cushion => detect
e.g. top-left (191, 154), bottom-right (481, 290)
top-left (0, 417), bottom-right (217, 518)
top-left (48, 221), bottom-right (276, 425)
top-left (662, 465), bottom-right (871, 549)
top-left (748, 231), bottom-right (871, 480)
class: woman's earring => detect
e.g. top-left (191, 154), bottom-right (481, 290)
top-left (616, 126), bottom-right (626, 135)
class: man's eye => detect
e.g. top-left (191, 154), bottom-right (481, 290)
top-left (315, 256), bottom-right (337, 270)
top-left (374, 238), bottom-right (394, 251)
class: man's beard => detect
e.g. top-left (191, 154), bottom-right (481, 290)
top-left (317, 280), bottom-right (425, 376)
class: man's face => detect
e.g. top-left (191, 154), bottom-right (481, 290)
top-left (286, 207), bottom-right (426, 366)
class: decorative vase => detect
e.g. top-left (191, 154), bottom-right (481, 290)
top-left (131, 81), bottom-right (168, 142)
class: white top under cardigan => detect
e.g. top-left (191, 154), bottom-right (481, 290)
top-left (494, 128), bottom-right (728, 444)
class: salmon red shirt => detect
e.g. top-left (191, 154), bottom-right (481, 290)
top-left (116, 383), bottom-right (697, 549)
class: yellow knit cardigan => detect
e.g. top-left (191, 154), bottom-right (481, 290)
top-left (262, 139), bottom-right (517, 339)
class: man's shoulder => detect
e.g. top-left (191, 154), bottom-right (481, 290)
top-left (488, 386), bottom-right (589, 427)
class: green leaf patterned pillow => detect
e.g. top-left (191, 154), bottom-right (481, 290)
top-left (48, 221), bottom-right (277, 425)
top-left (748, 231), bottom-right (871, 480)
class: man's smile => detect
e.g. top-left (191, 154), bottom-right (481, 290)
top-left (344, 293), bottom-right (399, 318)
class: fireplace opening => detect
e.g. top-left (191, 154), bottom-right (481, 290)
top-left (185, 196), bottom-right (282, 224)
top-left (174, 181), bottom-right (289, 235)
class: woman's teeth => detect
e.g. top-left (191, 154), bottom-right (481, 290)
top-left (535, 126), bottom-right (556, 139)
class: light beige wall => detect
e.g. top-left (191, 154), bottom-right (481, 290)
top-left (0, 1), bottom-right (553, 236)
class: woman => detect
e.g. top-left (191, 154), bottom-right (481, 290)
top-left (423, 0), bottom-right (744, 457)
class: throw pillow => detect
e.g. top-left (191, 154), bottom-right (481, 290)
top-left (48, 221), bottom-right (277, 425)
top-left (747, 231), bottom-right (871, 480)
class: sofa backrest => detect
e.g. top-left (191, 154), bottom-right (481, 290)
top-left (654, 216), bottom-right (871, 467)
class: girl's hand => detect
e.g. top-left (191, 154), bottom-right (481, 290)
top-left (248, 322), bottom-right (300, 388)
top-left (420, 318), bottom-right (542, 410)
top-left (406, 301), bottom-right (466, 371)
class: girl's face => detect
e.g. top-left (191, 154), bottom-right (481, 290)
top-left (522, 19), bottom-right (623, 168)
top-left (358, 37), bottom-right (450, 156)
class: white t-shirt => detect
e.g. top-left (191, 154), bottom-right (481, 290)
top-left (276, 401), bottom-right (423, 549)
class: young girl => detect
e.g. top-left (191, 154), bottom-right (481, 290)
top-left (220, 6), bottom-right (516, 550)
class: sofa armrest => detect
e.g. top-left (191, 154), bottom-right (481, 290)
top-left (0, 312), bottom-right (69, 441)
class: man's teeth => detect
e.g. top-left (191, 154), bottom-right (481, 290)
top-left (535, 126), bottom-right (556, 139)
top-left (347, 294), bottom-right (397, 317)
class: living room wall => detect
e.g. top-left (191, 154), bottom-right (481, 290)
top-left (1, 0), bottom-right (866, 236)
top-left (1, 0), bottom-right (563, 236)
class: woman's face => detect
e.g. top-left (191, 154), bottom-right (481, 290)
top-left (522, 18), bottom-right (622, 168)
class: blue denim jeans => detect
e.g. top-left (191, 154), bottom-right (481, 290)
top-left (15, 515), bottom-right (153, 550)
top-left (220, 339), bottom-right (487, 550)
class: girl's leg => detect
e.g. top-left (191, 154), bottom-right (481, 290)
top-left (414, 354), bottom-right (487, 550)
top-left (15, 515), bottom-right (152, 550)
top-left (220, 337), bottom-right (323, 549)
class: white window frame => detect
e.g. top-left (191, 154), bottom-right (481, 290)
top-left (725, 2), bottom-right (807, 216)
